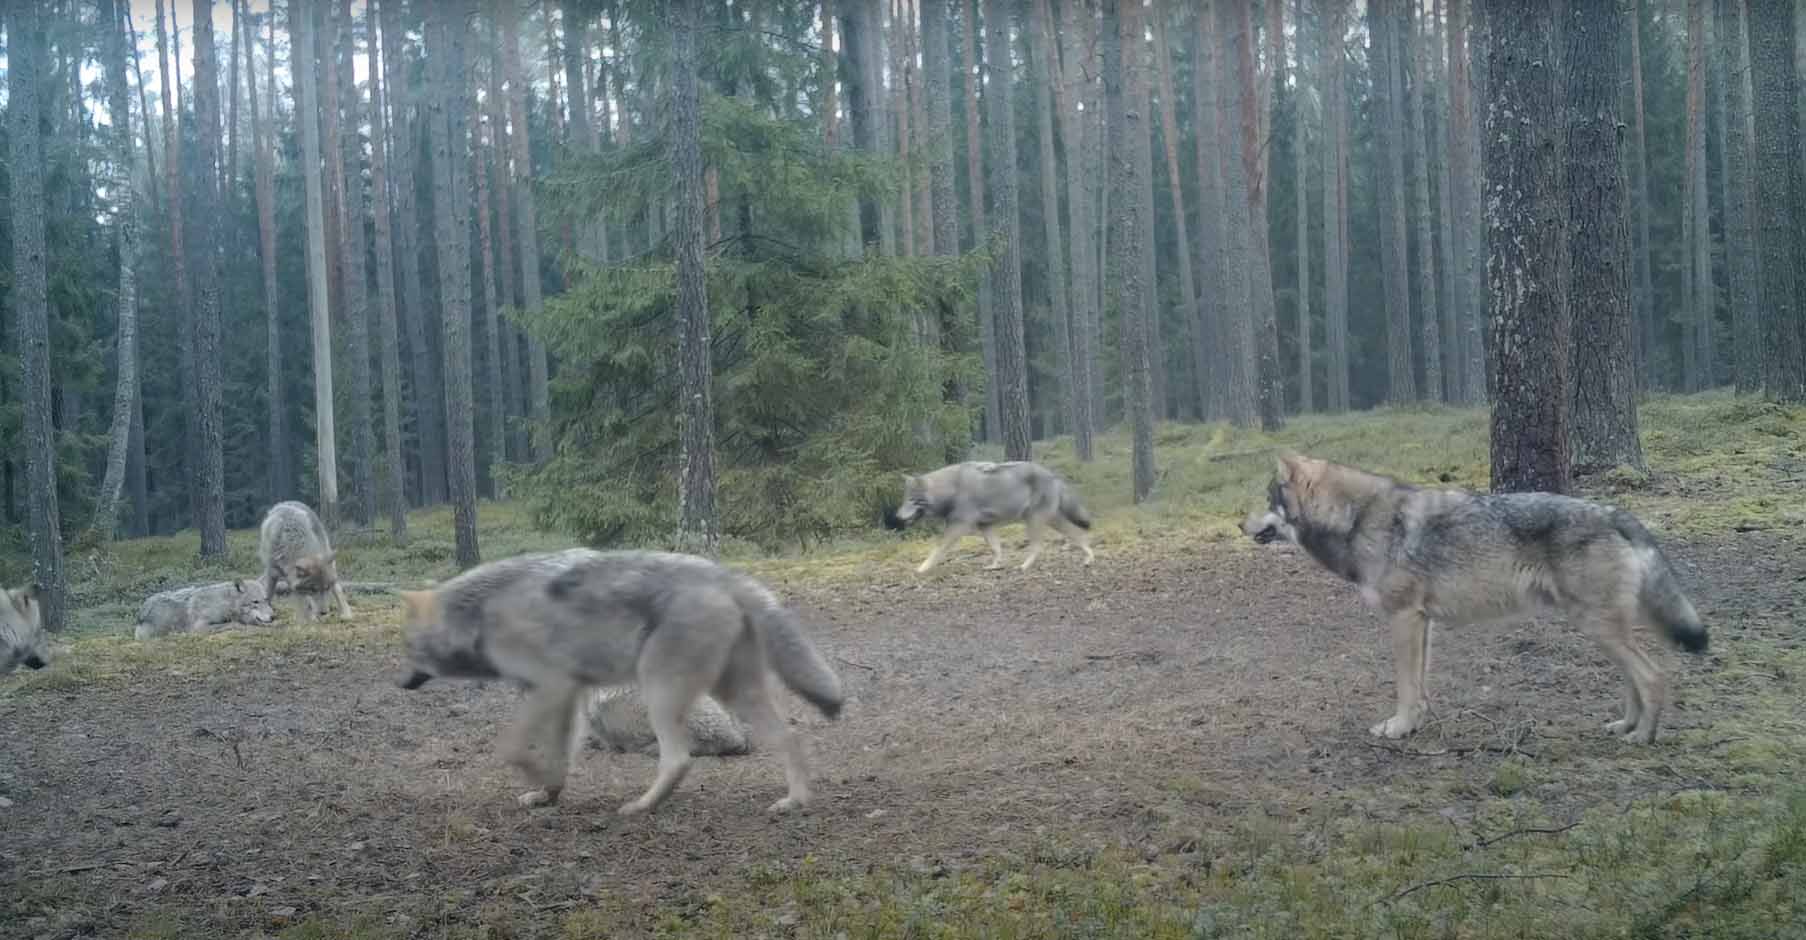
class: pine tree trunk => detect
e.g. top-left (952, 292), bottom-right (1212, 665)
top-left (1371, 0), bottom-right (1417, 405)
top-left (386, 0), bottom-right (445, 505)
top-left (486, 0), bottom-right (523, 463)
top-left (1193, 3), bottom-right (1230, 420)
top-left (1030, 0), bottom-right (1074, 438)
top-left (91, 0), bottom-right (143, 542)
top-left (1151, 6), bottom-right (1200, 420)
top-left (1565, 0), bottom-right (1645, 474)
top-left (129, 373), bottom-right (148, 536)
top-left (327, 0), bottom-right (375, 525)
top-left (924, 0), bottom-right (970, 451)
top-left (369, 0), bottom-right (408, 542)
top-left (472, 97), bottom-right (503, 500)
top-left (1322, 0), bottom-right (1350, 411)
top-left (959, 0), bottom-right (999, 441)
top-left (669, 0), bottom-right (719, 556)
top-left (909, 0), bottom-right (935, 257)
top-left (9, 8), bottom-right (67, 630)
top-left (1053, 0), bottom-right (1097, 459)
top-left (1216, 3), bottom-right (1260, 427)
top-left (154, 0), bottom-right (202, 532)
top-left (503, 1), bottom-right (550, 465)
top-left (982, 0), bottom-right (1032, 461)
top-left (1433, 0), bottom-right (1461, 400)
top-left (1627, 0), bottom-right (1656, 390)
top-left (253, 0), bottom-right (290, 503)
top-left (1449, 0), bottom-right (1486, 403)
top-left (1408, 1), bottom-right (1443, 402)
top-left (1292, 0), bottom-right (1314, 414)
top-left (1682, 0), bottom-right (1712, 392)
top-left (1233, 0), bottom-right (1285, 429)
top-left (428, 0), bottom-right (482, 568)
top-left (190, 0), bottom-right (229, 557)
top-left (1721, 0), bottom-right (1761, 393)
top-left (295, 0), bottom-right (341, 528)
top-left (1749, 0), bottom-right (1806, 400)
top-left (1103, 0), bottom-right (1156, 500)
top-left (1483, 0), bottom-right (1569, 494)
top-left (893, 0), bottom-right (917, 257)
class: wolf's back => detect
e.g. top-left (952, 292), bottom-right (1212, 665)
top-left (730, 577), bottom-right (844, 719)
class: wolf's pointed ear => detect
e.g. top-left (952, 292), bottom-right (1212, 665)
top-left (1275, 453), bottom-right (1300, 481)
top-left (233, 579), bottom-right (245, 593)
top-left (321, 550), bottom-right (337, 566)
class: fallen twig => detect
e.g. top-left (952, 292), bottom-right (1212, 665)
top-left (1379, 871), bottom-right (1571, 905)
top-left (1364, 740), bottom-right (1540, 760)
top-left (1471, 821), bottom-right (1581, 849)
top-left (834, 656), bottom-right (877, 673)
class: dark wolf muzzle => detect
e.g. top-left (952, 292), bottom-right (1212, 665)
top-left (881, 506), bottom-right (908, 531)
top-left (22, 654), bottom-right (46, 670)
top-left (398, 669), bottom-right (434, 690)
top-left (1251, 525), bottom-right (1280, 545)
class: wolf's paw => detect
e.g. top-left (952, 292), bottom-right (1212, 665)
top-left (914, 562), bottom-right (934, 575)
top-left (1618, 724), bottom-right (1658, 745)
top-left (983, 560), bottom-right (1005, 571)
top-left (766, 795), bottom-right (807, 815)
top-left (617, 798), bottom-right (655, 817)
top-left (1369, 714), bottom-right (1420, 739)
top-left (517, 788), bottom-right (559, 808)
top-left (1604, 718), bottom-right (1637, 736)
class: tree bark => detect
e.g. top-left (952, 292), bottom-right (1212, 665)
top-left (154, 0), bottom-right (202, 532)
top-left (386, 0), bottom-right (445, 505)
top-left (190, 0), bottom-right (229, 557)
top-left (1322, 0), bottom-right (1350, 411)
top-left (428, 0), bottom-right (482, 568)
top-left (1682, 0), bottom-right (1713, 392)
top-left (1407, 0), bottom-right (1443, 402)
top-left (1216, 2), bottom-right (1260, 427)
top-left (982, 0), bottom-right (1032, 461)
top-left (1192, 3), bottom-right (1229, 420)
top-left (1626, 0), bottom-right (1656, 391)
top-left (958, 0), bottom-right (999, 441)
top-left (1030, 0), bottom-right (1074, 437)
top-left (1054, 0), bottom-right (1097, 459)
top-left (1105, 0), bottom-right (1157, 500)
top-left (1233, 0), bottom-right (1285, 428)
top-left (1371, 0), bottom-right (1417, 404)
top-left (1292, 0), bottom-right (1314, 414)
top-left (252, 0), bottom-right (290, 503)
top-left (9, 7), bottom-right (67, 630)
top-left (293, 0), bottom-right (341, 528)
top-left (670, 0), bottom-right (719, 556)
top-left (502, 0), bottom-right (551, 465)
top-left (1150, 5), bottom-right (1200, 420)
top-left (1433, 0), bottom-right (1461, 400)
top-left (1565, 0), bottom-right (1644, 474)
top-left (486, 0), bottom-right (523, 463)
top-left (1449, 0), bottom-right (1486, 403)
top-left (473, 74), bottom-right (504, 499)
top-left (1720, 0), bottom-right (1761, 393)
top-left (91, 0), bottom-right (143, 542)
top-left (1483, 0), bottom-right (1569, 494)
top-left (1749, 0), bottom-right (1806, 400)
top-left (369, 0), bottom-right (408, 541)
top-left (326, 0), bottom-right (375, 525)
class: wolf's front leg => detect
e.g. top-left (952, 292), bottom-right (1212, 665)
top-left (981, 526), bottom-right (1006, 569)
top-left (917, 522), bottom-right (973, 574)
top-left (332, 582), bottom-right (355, 621)
top-left (504, 683), bottom-right (581, 808)
top-left (1371, 610), bottom-right (1431, 739)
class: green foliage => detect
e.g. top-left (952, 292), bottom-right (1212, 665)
top-left (515, 80), bottom-right (980, 550)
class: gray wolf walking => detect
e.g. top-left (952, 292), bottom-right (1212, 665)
top-left (884, 460), bottom-right (1095, 573)
top-left (1243, 454), bottom-right (1709, 745)
top-left (1, 583), bottom-right (48, 676)
top-left (257, 500), bottom-right (352, 622)
top-left (134, 579), bottom-right (276, 640)
top-left (395, 548), bottom-right (843, 816)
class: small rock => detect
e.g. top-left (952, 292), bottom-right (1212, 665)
top-left (777, 912), bottom-right (801, 927)
top-left (144, 878), bottom-right (168, 894)
top-left (864, 809), bottom-right (886, 819)
top-left (268, 907), bottom-right (297, 919)
top-left (0, 796), bottom-right (13, 808)
top-left (247, 883), bottom-right (270, 898)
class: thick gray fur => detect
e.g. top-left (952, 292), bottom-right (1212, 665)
top-left (888, 460), bottom-right (1095, 573)
top-left (585, 684), bottom-right (750, 757)
top-left (398, 548), bottom-right (843, 816)
top-left (134, 579), bottom-right (276, 640)
top-left (1, 584), bottom-right (48, 675)
top-left (257, 500), bottom-right (352, 622)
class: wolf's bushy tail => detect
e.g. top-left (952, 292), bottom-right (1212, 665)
top-left (1614, 512), bottom-right (1709, 653)
top-left (1058, 485), bottom-right (1092, 531)
top-left (734, 581), bottom-right (845, 719)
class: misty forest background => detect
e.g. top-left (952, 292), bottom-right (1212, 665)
top-left (3, 0), bottom-right (1804, 632)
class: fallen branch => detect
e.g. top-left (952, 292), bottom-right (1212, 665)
top-left (1380, 871), bottom-right (1571, 905)
top-left (833, 656), bottom-right (877, 673)
top-left (1471, 821), bottom-right (1581, 849)
top-left (1364, 741), bottom-right (1540, 760)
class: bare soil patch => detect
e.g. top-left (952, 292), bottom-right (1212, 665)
top-left (2, 532), bottom-right (1799, 938)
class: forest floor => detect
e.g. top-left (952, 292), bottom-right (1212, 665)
top-left (3, 393), bottom-right (1804, 939)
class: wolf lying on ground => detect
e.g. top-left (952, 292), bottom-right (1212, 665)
top-left (885, 460), bottom-right (1095, 573)
top-left (585, 684), bottom-right (750, 757)
top-left (1244, 453), bottom-right (1709, 745)
top-left (134, 579), bottom-right (276, 640)
top-left (257, 500), bottom-right (352, 623)
top-left (1, 583), bottom-right (48, 676)
top-left (395, 548), bottom-right (843, 816)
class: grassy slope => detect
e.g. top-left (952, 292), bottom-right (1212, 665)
top-left (9, 393), bottom-right (1806, 938)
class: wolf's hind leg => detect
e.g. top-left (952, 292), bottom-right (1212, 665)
top-left (1052, 517), bottom-right (1095, 566)
top-left (981, 526), bottom-right (1006, 570)
top-left (716, 666), bottom-right (813, 814)
top-left (1018, 518), bottom-right (1048, 571)
top-left (617, 681), bottom-right (700, 816)
top-left (1593, 612), bottom-right (1665, 743)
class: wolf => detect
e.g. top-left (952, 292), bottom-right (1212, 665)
top-left (585, 684), bottom-right (750, 757)
top-left (395, 548), bottom-right (844, 816)
top-left (1, 583), bottom-right (48, 676)
top-left (1243, 454), bottom-right (1709, 745)
top-left (884, 460), bottom-right (1095, 573)
top-left (134, 579), bottom-right (276, 640)
top-left (256, 500), bottom-right (352, 622)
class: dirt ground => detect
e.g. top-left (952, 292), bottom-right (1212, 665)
top-left (1, 531), bottom-right (1799, 938)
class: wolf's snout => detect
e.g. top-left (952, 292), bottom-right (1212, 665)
top-left (398, 669), bottom-right (434, 690)
top-left (22, 653), bottom-right (46, 670)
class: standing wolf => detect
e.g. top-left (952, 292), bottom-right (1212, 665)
top-left (884, 460), bottom-right (1095, 573)
top-left (395, 548), bottom-right (844, 816)
top-left (134, 579), bottom-right (276, 640)
top-left (1, 583), bottom-right (48, 676)
top-left (1243, 454), bottom-right (1709, 744)
top-left (257, 500), bottom-right (352, 622)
